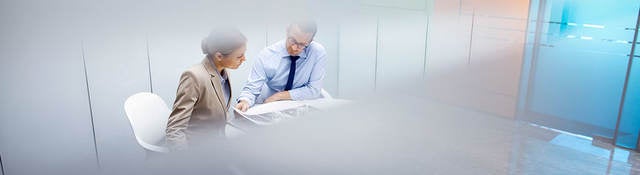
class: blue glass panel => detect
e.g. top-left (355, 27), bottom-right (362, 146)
top-left (617, 50), bottom-right (640, 148)
top-left (524, 0), bottom-right (640, 140)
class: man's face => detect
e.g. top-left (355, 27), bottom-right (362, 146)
top-left (286, 25), bottom-right (314, 56)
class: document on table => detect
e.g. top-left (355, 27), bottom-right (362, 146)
top-left (233, 101), bottom-right (319, 125)
top-left (233, 107), bottom-right (277, 125)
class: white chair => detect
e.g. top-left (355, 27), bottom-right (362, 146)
top-left (124, 92), bottom-right (170, 153)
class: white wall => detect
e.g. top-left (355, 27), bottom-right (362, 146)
top-left (425, 0), bottom-right (530, 118)
top-left (0, 0), bottom-right (534, 173)
top-left (0, 0), bottom-right (99, 174)
top-left (376, 10), bottom-right (428, 92)
top-left (336, 4), bottom-right (431, 99)
top-left (79, 0), bottom-right (154, 170)
top-left (0, 0), bottom-right (353, 173)
top-left (337, 14), bottom-right (379, 99)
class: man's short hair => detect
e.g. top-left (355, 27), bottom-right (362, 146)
top-left (289, 19), bottom-right (317, 36)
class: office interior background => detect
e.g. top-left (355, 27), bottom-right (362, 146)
top-left (0, 0), bottom-right (639, 174)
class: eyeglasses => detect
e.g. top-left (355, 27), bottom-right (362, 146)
top-left (287, 37), bottom-right (311, 49)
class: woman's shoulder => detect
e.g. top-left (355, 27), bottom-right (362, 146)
top-left (180, 62), bottom-right (210, 80)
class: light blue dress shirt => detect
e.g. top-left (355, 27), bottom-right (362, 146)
top-left (238, 39), bottom-right (327, 106)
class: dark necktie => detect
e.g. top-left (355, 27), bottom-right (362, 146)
top-left (284, 56), bottom-right (300, 91)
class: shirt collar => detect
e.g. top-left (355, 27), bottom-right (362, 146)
top-left (204, 58), bottom-right (228, 81)
top-left (213, 65), bottom-right (228, 82)
top-left (216, 67), bottom-right (228, 81)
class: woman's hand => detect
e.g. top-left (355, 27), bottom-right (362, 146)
top-left (235, 100), bottom-right (250, 112)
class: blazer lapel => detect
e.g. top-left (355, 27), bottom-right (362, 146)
top-left (209, 76), bottom-right (227, 109)
top-left (225, 75), bottom-right (232, 110)
top-left (202, 59), bottom-right (227, 110)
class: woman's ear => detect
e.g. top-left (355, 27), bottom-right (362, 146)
top-left (215, 52), bottom-right (224, 61)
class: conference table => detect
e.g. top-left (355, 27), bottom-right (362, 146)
top-left (225, 98), bottom-right (351, 136)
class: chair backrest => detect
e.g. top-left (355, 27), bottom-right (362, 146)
top-left (124, 92), bottom-right (170, 152)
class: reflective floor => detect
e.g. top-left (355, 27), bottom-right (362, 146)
top-left (115, 95), bottom-right (640, 175)
top-left (511, 123), bottom-right (640, 175)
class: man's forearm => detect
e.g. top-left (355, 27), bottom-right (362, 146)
top-left (265, 91), bottom-right (292, 103)
top-left (288, 85), bottom-right (322, 101)
top-left (275, 91), bottom-right (292, 100)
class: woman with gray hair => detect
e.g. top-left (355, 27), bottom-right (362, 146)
top-left (166, 28), bottom-right (247, 151)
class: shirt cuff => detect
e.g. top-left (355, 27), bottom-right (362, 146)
top-left (237, 97), bottom-right (255, 106)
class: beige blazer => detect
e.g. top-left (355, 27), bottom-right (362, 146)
top-left (166, 58), bottom-right (231, 150)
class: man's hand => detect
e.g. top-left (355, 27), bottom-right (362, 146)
top-left (235, 100), bottom-right (250, 112)
top-left (264, 91), bottom-right (292, 103)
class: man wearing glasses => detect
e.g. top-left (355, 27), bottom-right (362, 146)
top-left (236, 20), bottom-right (326, 112)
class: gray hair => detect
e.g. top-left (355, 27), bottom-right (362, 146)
top-left (201, 27), bottom-right (247, 56)
top-left (288, 19), bottom-right (318, 37)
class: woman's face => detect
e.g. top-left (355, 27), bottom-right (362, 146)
top-left (220, 44), bottom-right (247, 69)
